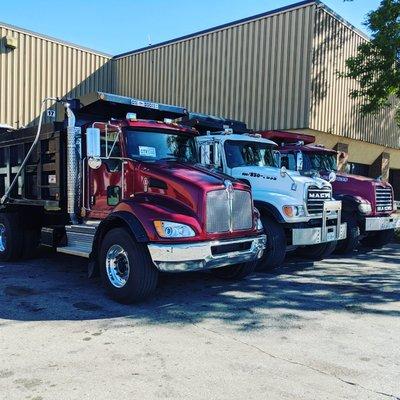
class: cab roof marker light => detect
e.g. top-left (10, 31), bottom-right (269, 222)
top-left (126, 113), bottom-right (137, 121)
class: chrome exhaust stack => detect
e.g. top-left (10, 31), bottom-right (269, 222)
top-left (64, 102), bottom-right (80, 225)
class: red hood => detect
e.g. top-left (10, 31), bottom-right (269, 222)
top-left (322, 172), bottom-right (394, 216)
top-left (134, 161), bottom-right (249, 216)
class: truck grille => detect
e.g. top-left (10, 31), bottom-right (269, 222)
top-left (306, 186), bottom-right (332, 215)
top-left (206, 189), bottom-right (253, 233)
top-left (375, 186), bottom-right (393, 212)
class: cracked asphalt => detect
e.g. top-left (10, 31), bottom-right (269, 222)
top-left (0, 244), bottom-right (399, 400)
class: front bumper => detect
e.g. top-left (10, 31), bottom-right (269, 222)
top-left (292, 223), bottom-right (347, 245)
top-left (147, 234), bottom-right (266, 273)
top-left (293, 200), bottom-right (346, 245)
top-left (365, 215), bottom-right (400, 231)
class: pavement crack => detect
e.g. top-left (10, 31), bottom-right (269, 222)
top-left (191, 323), bottom-right (399, 400)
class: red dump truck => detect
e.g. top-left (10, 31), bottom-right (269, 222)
top-left (0, 92), bottom-right (265, 303)
top-left (262, 130), bottom-right (399, 253)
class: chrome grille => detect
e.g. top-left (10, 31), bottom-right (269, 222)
top-left (375, 186), bottom-right (393, 212)
top-left (206, 189), bottom-right (253, 233)
top-left (306, 186), bottom-right (332, 215)
top-left (232, 190), bottom-right (253, 230)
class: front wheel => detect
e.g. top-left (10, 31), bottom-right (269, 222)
top-left (360, 229), bottom-right (394, 249)
top-left (257, 215), bottom-right (286, 271)
top-left (334, 216), bottom-right (360, 254)
top-left (99, 228), bottom-right (158, 304)
top-left (211, 260), bottom-right (257, 280)
top-left (296, 241), bottom-right (337, 261)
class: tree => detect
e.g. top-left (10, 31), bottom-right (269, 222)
top-left (342, 0), bottom-right (400, 122)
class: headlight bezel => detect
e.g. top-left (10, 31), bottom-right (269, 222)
top-left (358, 202), bottom-right (372, 215)
top-left (154, 220), bottom-right (196, 238)
top-left (282, 205), bottom-right (306, 218)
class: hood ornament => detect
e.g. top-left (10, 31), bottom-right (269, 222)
top-left (224, 179), bottom-right (234, 193)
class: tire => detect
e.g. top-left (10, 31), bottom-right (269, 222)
top-left (211, 260), bottom-right (257, 280)
top-left (99, 227), bottom-right (158, 304)
top-left (296, 240), bottom-right (337, 261)
top-left (257, 215), bottom-right (286, 271)
top-left (334, 216), bottom-right (360, 254)
top-left (0, 212), bottom-right (24, 261)
top-left (361, 229), bottom-right (394, 249)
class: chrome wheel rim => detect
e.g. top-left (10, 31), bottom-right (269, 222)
top-left (105, 244), bottom-right (130, 288)
top-left (0, 223), bottom-right (6, 252)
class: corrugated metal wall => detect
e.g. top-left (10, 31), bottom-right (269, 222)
top-left (114, 3), bottom-right (315, 131)
top-left (310, 6), bottom-right (400, 149)
top-left (0, 23), bottom-right (113, 128)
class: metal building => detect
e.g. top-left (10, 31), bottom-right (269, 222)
top-left (1, 0), bottom-right (399, 195)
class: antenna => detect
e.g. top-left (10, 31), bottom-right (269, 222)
top-left (147, 35), bottom-right (152, 46)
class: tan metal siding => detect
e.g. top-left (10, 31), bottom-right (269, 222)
top-left (310, 7), bottom-right (400, 149)
top-left (114, 4), bottom-right (315, 131)
top-left (0, 24), bottom-right (113, 128)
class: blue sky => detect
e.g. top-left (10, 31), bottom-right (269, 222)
top-left (0, 0), bottom-right (380, 55)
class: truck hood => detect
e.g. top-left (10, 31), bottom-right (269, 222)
top-left (322, 172), bottom-right (394, 215)
top-left (135, 161), bottom-right (246, 215)
top-left (238, 166), bottom-right (330, 188)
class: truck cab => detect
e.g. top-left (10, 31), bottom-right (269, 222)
top-left (0, 93), bottom-right (265, 303)
top-left (262, 130), bottom-right (399, 253)
top-left (183, 113), bottom-right (346, 269)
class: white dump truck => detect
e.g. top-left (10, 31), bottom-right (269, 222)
top-left (184, 114), bottom-right (346, 269)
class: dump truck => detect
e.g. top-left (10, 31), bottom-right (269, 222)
top-left (182, 113), bottom-right (346, 269)
top-left (0, 93), bottom-right (266, 303)
top-left (262, 130), bottom-right (399, 253)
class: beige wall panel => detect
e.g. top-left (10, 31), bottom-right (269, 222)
top-left (0, 23), bottom-right (113, 128)
top-left (310, 7), bottom-right (400, 149)
top-left (113, 4), bottom-right (315, 131)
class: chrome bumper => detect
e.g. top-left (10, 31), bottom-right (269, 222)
top-left (292, 223), bottom-right (347, 245)
top-left (294, 200), bottom-right (346, 245)
top-left (365, 215), bottom-right (400, 231)
top-left (147, 235), bottom-right (266, 273)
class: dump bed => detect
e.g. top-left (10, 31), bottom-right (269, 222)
top-left (0, 123), bottom-right (66, 210)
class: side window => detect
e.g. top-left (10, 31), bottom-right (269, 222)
top-left (100, 131), bottom-right (121, 158)
top-left (100, 131), bottom-right (122, 172)
top-left (281, 154), bottom-right (296, 170)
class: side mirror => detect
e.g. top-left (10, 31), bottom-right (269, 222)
top-left (86, 127), bottom-right (101, 158)
top-left (328, 171), bottom-right (336, 183)
top-left (296, 151), bottom-right (303, 171)
top-left (280, 166), bottom-right (287, 177)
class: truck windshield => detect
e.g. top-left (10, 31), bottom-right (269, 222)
top-left (225, 140), bottom-right (277, 168)
top-left (125, 129), bottom-right (197, 163)
top-left (303, 152), bottom-right (337, 172)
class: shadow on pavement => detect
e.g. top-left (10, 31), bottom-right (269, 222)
top-left (0, 244), bottom-right (399, 328)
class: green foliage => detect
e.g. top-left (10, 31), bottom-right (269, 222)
top-left (342, 0), bottom-right (400, 121)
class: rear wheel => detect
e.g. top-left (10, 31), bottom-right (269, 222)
top-left (100, 228), bottom-right (158, 304)
top-left (296, 241), bottom-right (337, 261)
top-left (0, 212), bottom-right (24, 261)
top-left (334, 216), bottom-right (360, 254)
top-left (257, 215), bottom-right (286, 271)
top-left (361, 229), bottom-right (394, 249)
top-left (211, 260), bottom-right (256, 280)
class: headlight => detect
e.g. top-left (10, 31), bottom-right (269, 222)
top-left (154, 221), bottom-right (195, 238)
top-left (282, 205), bottom-right (306, 218)
top-left (358, 202), bottom-right (372, 215)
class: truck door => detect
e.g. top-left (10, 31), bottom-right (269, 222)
top-left (85, 129), bottom-right (124, 219)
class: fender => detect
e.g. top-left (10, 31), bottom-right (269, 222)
top-left (88, 211), bottom-right (149, 278)
top-left (254, 200), bottom-right (285, 223)
top-left (334, 194), bottom-right (362, 213)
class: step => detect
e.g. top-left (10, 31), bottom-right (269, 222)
top-left (57, 222), bottom-right (98, 258)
